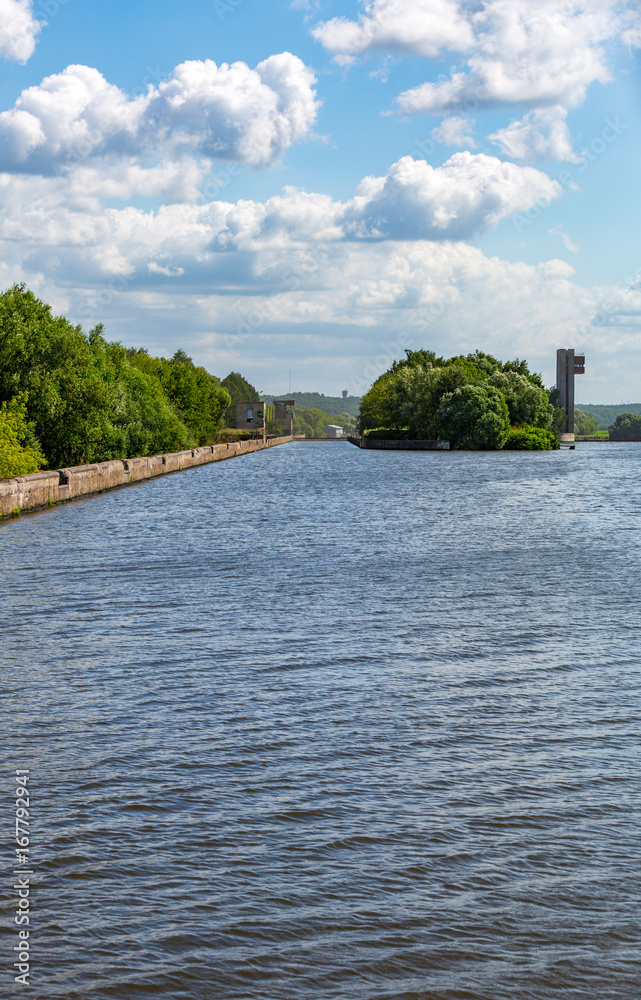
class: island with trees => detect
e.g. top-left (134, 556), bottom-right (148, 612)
top-left (359, 349), bottom-right (563, 450)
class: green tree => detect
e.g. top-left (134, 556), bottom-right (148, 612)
top-left (161, 356), bottom-right (230, 444)
top-left (0, 287), bottom-right (123, 466)
top-left (221, 372), bottom-right (260, 427)
top-left (574, 409), bottom-right (599, 436)
top-left (358, 370), bottom-right (400, 432)
top-left (0, 285), bottom-right (220, 467)
top-left (0, 392), bottom-right (46, 478)
top-left (293, 406), bottom-right (334, 437)
top-left (436, 384), bottom-right (511, 449)
top-left (547, 386), bottom-right (567, 434)
top-left (489, 370), bottom-right (554, 428)
top-left (609, 413), bottom-right (641, 440)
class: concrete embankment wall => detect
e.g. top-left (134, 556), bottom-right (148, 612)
top-left (348, 436), bottom-right (450, 450)
top-left (1, 436), bottom-right (300, 518)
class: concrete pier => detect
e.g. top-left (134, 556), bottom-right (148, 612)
top-left (1, 436), bottom-right (299, 519)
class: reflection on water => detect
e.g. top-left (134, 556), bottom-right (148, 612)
top-left (2, 442), bottom-right (641, 999)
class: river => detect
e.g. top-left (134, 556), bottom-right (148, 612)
top-left (2, 441), bottom-right (640, 999)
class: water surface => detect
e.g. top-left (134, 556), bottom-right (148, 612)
top-left (2, 441), bottom-right (640, 999)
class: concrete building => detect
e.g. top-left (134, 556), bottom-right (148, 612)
top-left (235, 401), bottom-right (264, 431)
top-left (324, 424), bottom-right (345, 438)
top-left (556, 348), bottom-right (585, 442)
top-left (274, 399), bottom-right (295, 435)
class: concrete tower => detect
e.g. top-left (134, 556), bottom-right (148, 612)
top-left (556, 348), bottom-right (585, 443)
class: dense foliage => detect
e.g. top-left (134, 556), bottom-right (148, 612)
top-left (608, 413), bottom-right (641, 440)
top-left (293, 407), bottom-right (357, 438)
top-left (127, 348), bottom-right (230, 445)
top-left (574, 409), bottom-right (599, 436)
top-left (503, 425), bottom-right (560, 450)
top-left (221, 372), bottom-right (261, 427)
top-left (263, 392), bottom-right (361, 417)
top-left (0, 392), bottom-right (47, 478)
top-left (0, 285), bottom-right (230, 472)
top-left (575, 402), bottom-right (641, 429)
top-left (359, 349), bottom-right (561, 450)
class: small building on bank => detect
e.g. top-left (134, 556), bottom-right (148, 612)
top-left (274, 399), bottom-right (295, 435)
top-left (236, 402), bottom-right (264, 431)
top-left (324, 424), bottom-right (345, 438)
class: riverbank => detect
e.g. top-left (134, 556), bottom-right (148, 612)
top-left (0, 435), bottom-right (301, 519)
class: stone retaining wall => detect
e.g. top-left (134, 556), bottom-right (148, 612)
top-left (1, 436), bottom-right (298, 518)
top-left (349, 436), bottom-right (450, 450)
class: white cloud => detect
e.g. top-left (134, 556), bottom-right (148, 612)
top-left (312, 0), bottom-right (474, 59)
top-left (314, 1), bottom-right (630, 119)
top-left (0, 0), bottom-right (41, 63)
top-left (0, 153), bottom-right (560, 269)
top-left (621, 9), bottom-right (641, 46)
top-left (396, 0), bottom-right (614, 114)
top-left (550, 225), bottom-right (580, 253)
top-left (489, 106), bottom-right (580, 162)
top-left (431, 116), bottom-right (476, 147)
top-left (2, 156), bottom-right (639, 396)
top-left (341, 154), bottom-right (560, 240)
top-left (0, 54), bottom-right (319, 174)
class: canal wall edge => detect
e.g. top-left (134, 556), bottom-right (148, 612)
top-left (1, 436), bottom-right (301, 518)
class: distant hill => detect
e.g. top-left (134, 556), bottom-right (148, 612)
top-left (576, 403), bottom-right (641, 429)
top-left (260, 392), bottom-right (361, 417)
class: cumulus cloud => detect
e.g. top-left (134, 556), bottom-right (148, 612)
top-left (341, 154), bottom-right (560, 240)
top-left (431, 116), bottom-right (476, 147)
top-left (621, 9), bottom-right (641, 46)
top-left (0, 0), bottom-right (41, 63)
top-left (0, 152), bottom-right (561, 285)
top-left (396, 0), bottom-right (614, 114)
top-left (3, 155), bottom-right (640, 396)
top-left (489, 106), bottom-right (580, 162)
top-left (314, 1), bottom-right (630, 119)
top-left (0, 54), bottom-right (319, 174)
top-left (312, 0), bottom-right (474, 59)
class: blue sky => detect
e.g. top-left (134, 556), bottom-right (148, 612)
top-left (1, 0), bottom-right (640, 401)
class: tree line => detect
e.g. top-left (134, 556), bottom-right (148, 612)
top-left (359, 349), bottom-right (563, 450)
top-left (0, 285), bottom-right (267, 478)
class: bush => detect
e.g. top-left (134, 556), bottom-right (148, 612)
top-left (608, 413), bottom-right (641, 441)
top-left (503, 425), bottom-right (559, 450)
top-left (0, 393), bottom-right (46, 478)
top-left (436, 384), bottom-right (510, 450)
top-left (363, 428), bottom-right (417, 440)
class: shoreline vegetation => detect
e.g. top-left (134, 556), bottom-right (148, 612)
top-left (0, 285), bottom-right (284, 480)
top-left (4, 284), bottom-right (641, 478)
top-left (358, 349), bottom-right (562, 450)
top-left (0, 286), bottom-right (359, 479)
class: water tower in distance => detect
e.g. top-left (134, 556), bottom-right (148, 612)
top-left (342, 390), bottom-right (348, 398)
top-left (556, 348), bottom-right (585, 443)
